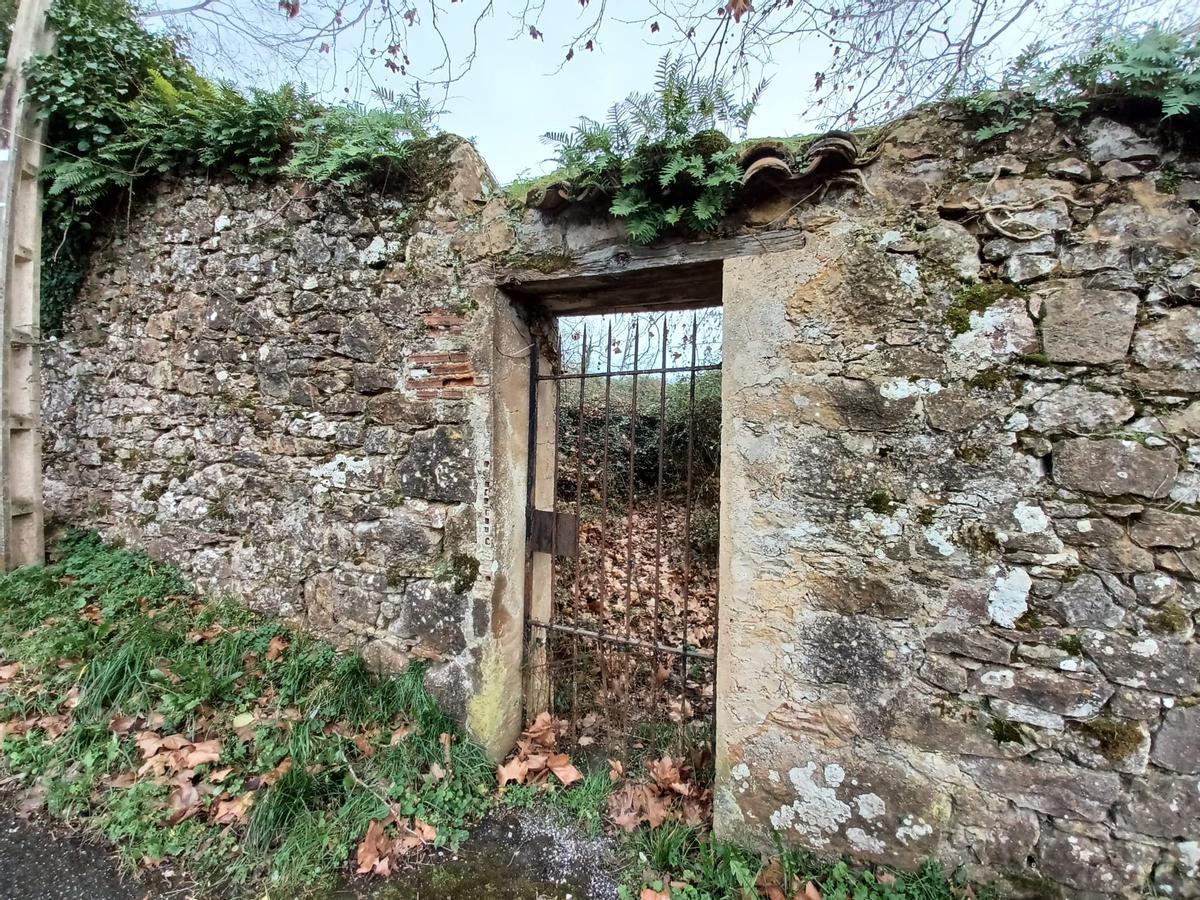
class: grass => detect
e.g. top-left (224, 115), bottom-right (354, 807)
top-left (3, 532), bottom-right (997, 900)
top-left (623, 824), bottom-right (992, 900)
top-left (0, 530), bottom-right (494, 894)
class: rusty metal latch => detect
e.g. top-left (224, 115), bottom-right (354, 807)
top-left (529, 508), bottom-right (578, 557)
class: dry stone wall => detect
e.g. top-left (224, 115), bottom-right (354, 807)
top-left (716, 110), bottom-right (1200, 898)
top-left (41, 137), bottom-right (524, 724)
top-left (39, 103), bottom-right (1200, 897)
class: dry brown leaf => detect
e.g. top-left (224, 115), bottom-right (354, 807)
top-left (0, 662), bottom-right (21, 680)
top-left (353, 733), bottom-right (377, 758)
top-left (641, 888), bottom-right (671, 900)
top-left (389, 724), bottom-right (413, 745)
top-left (265, 635), bottom-right (289, 662)
top-left (608, 758), bottom-right (625, 782)
top-left (547, 752), bottom-right (583, 787)
top-left (262, 757), bottom-right (293, 787)
top-left (803, 882), bottom-right (823, 900)
top-left (498, 757), bottom-right (528, 787)
top-left (184, 739), bottom-right (222, 768)
top-left (165, 778), bottom-right (201, 825)
top-left (212, 792), bottom-right (254, 824)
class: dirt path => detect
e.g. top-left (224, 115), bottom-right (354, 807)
top-left (0, 810), bottom-right (619, 900)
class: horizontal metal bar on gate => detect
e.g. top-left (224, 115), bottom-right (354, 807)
top-left (527, 618), bottom-right (715, 661)
top-left (536, 362), bottom-right (723, 382)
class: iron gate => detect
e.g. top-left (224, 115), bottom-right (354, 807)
top-left (523, 308), bottom-right (722, 768)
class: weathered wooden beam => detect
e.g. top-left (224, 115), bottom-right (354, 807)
top-left (497, 228), bottom-right (806, 292)
top-left (0, 0), bottom-right (54, 569)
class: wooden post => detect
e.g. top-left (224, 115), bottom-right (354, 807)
top-left (0, 0), bottom-right (55, 569)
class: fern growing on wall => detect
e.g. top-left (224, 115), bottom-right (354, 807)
top-left (962, 28), bottom-right (1200, 141)
top-left (541, 57), bottom-right (767, 244)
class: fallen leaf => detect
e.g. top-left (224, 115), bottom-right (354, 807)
top-left (389, 724), bottom-right (413, 745)
top-left (165, 778), bottom-right (201, 825)
top-left (0, 662), bottom-right (21, 680)
top-left (497, 757), bottom-right (528, 787)
top-left (212, 792), bottom-right (254, 824)
top-left (184, 739), bottom-right (222, 768)
top-left (608, 758), bottom-right (624, 782)
top-left (547, 752), bottom-right (583, 787)
top-left (641, 888), bottom-right (671, 900)
top-left (803, 882), bottom-right (823, 900)
top-left (265, 635), bottom-right (289, 662)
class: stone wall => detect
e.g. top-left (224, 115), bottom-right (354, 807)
top-left (716, 111), bottom-right (1200, 898)
top-left (41, 138), bottom-right (531, 748)
top-left (40, 104), bottom-right (1200, 896)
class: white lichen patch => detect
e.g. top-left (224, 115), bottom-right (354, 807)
top-left (1131, 638), bottom-right (1160, 657)
top-left (987, 567), bottom-right (1031, 628)
top-left (768, 763), bottom-right (852, 844)
top-left (731, 763), bottom-right (751, 782)
top-left (923, 526), bottom-right (956, 557)
top-left (846, 827), bottom-right (886, 854)
top-left (853, 793), bottom-right (886, 820)
top-left (308, 453), bottom-right (371, 488)
top-left (1012, 502), bottom-right (1049, 534)
top-left (895, 816), bottom-right (933, 846)
top-left (879, 378), bottom-right (943, 400)
top-left (1178, 841), bottom-right (1200, 877)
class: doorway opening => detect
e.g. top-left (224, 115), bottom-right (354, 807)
top-left (523, 305), bottom-right (722, 776)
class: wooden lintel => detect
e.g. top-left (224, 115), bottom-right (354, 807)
top-left (497, 228), bottom-right (806, 293)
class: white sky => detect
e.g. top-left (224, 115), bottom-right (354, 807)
top-left (171, 3), bottom-right (832, 184)
top-left (165, 0), bottom-right (1193, 185)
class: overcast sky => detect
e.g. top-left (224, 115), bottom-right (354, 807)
top-left (167, 2), bottom-right (833, 184)
top-left (161, 0), bottom-right (1192, 185)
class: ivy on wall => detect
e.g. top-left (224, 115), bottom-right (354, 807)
top-left (26, 0), bottom-right (437, 332)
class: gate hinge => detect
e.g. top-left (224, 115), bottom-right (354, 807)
top-left (529, 508), bottom-right (578, 557)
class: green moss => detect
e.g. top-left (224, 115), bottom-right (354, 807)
top-left (959, 523), bottom-right (1000, 556)
top-left (1014, 610), bottom-right (1044, 632)
top-left (955, 443), bottom-right (991, 463)
top-left (434, 553), bottom-right (480, 594)
top-left (494, 250), bottom-right (576, 274)
top-left (1019, 351), bottom-right (1051, 365)
top-left (945, 282), bottom-right (1026, 335)
top-left (1077, 716), bottom-right (1144, 761)
top-left (865, 488), bottom-right (899, 515)
top-left (1058, 634), bottom-right (1084, 655)
top-left (967, 367), bottom-right (1008, 391)
top-left (915, 507), bottom-right (937, 526)
top-left (988, 718), bottom-right (1025, 744)
top-left (1145, 602), bottom-right (1191, 635)
top-left (1157, 169), bottom-right (1182, 193)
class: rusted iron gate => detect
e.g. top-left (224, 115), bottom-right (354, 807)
top-left (523, 308), bottom-right (721, 769)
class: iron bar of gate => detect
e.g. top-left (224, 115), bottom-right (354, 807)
top-left (536, 363), bottom-right (721, 382)
top-left (680, 311), bottom-right (698, 751)
top-left (653, 316), bottom-right (668, 751)
top-left (599, 321), bottom-right (614, 746)
top-left (621, 319), bottom-right (640, 748)
top-left (548, 354), bottom-right (562, 718)
top-left (570, 325), bottom-right (588, 739)
top-left (527, 618), bottom-right (715, 660)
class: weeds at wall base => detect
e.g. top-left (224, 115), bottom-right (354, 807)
top-left (2, 533), bottom-right (996, 899)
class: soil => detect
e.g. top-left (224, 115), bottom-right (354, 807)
top-left (0, 809), bottom-right (620, 900)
